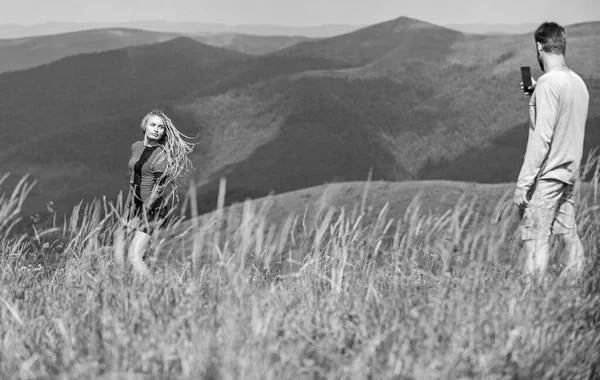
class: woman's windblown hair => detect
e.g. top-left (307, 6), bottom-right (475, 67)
top-left (140, 109), bottom-right (196, 193)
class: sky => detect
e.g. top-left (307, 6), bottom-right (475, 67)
top-left (0, 0), bottom-right (599, 26)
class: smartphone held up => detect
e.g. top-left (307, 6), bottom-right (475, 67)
top-left (520, 66), bottom-right (534, 95)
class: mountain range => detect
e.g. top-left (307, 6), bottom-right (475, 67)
top-left (0, 21), bottom-right (361, 39)
top-left (0, 28), bottom-right (179, 73)
top-left (445, 23), bottom-right (539, 35)
top-left (194, 33), bottom-right (312, 55)
top-left (0, 20), bottom-right (549, 40)
top-left (0, 28), bottom-right (314, 74)
top-left (0, 16), bottom-right (598, 216)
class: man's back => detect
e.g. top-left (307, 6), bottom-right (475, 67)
top-left (519, 69), bottom-right (589, 187)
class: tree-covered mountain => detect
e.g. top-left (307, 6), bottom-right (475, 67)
top-left (0, 28), bottom-right (180, 73)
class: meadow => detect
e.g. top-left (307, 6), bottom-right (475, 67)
top-left (1, 163), bottom-right (600, 379)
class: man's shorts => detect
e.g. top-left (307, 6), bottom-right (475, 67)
top-left (519, 179), bottom-right (577, 241)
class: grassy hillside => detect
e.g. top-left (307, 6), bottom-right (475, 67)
top-left (0, 28), bottom-right (180, 73)
top-left (195, 33), bottom-right (312, 55)
top-left (189, 180), bottom-right (516, 232)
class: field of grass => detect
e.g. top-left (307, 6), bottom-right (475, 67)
top-left (1, 167), bottom-right (600, 379)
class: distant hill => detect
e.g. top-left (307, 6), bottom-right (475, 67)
top-left (0, 21), bottom-right (362, 39)
top-left (275, 16), bottom-right (464, 66)
top-left (199, 23), bottom-right (362, 38)
top-left (194, 33), bottom-right (313, 55)
top-left (445, 23), bottom-right (539, 35)
top-left (0, 22), bottom-right (88, 39)
top-left (0, 28), bottom-right (315, 74)
top-left (0, 28), bottom-right (180, 73)
top-left (446, 21), bottom-right (600, 35)
top-left (0, 37), bottom-right (248, 146)
top-left (1, 17), bottom-right (599, 217)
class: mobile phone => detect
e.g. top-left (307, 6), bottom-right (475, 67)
top-left (520, 66), bottom-right (533, 94)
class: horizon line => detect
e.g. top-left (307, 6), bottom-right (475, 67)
top-left (3, 17), bottom-right (599, 28)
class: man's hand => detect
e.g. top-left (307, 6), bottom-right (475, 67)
top-left (520, 76), bottom-right (537, 96)
top-left (514, 187), bottom-right (529, 208)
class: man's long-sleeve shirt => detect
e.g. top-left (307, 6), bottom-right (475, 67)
top-left (517, 69), bottom-right (589, 191)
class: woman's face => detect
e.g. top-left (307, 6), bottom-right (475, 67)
top-left (144, 115), bottom-right (166, 142)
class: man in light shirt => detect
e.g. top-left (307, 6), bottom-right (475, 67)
top-left (515, 22), bottom-right (589, 279)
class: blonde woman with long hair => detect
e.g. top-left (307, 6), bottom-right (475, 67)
top-left (123, 109), bottom-right (194, 277)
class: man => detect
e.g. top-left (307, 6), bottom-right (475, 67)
top-left (515, 21), bottom-right (589, 279)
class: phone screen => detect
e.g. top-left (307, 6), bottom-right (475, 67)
top-left (521, 66), bottom-right (533, 93)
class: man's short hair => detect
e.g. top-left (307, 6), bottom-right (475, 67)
top-left (534, 22), bottom-right (567, 55)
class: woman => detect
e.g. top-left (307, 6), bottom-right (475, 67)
top-left (123, 109), bottom-right (194, 277)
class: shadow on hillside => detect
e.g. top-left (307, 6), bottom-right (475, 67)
top-left (193, 76), bottom-right (423, 213)
top-left (419, 117), bottom-right (600, 183)
top-left (193, 112), bottom-right (400, 213)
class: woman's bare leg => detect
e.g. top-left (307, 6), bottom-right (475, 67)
top-left (128, 230), bottom-right (152, 278)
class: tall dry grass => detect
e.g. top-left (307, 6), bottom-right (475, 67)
top-left (1, 158), bottom-right (600, 379)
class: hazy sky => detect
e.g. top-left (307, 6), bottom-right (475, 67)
top-left (1, 0), bottom-right (599, 26)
